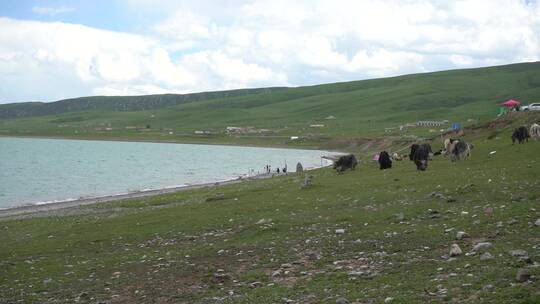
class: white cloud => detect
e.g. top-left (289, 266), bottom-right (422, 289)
top-left (32, 6), bottom-right (74, 16)
top-left (1, 0), bottom-right (540, 103)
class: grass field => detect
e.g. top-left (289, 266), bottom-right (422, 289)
top-left (1, 112), bottom-right (540, 303)
top-left (2, 62), bottom-right (540, 150)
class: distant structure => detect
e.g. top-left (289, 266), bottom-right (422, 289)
top-left (416, 120), bottom-right (449, 127)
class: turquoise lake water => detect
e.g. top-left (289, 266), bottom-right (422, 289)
top-left (0, 137), bottom-right (330, 209)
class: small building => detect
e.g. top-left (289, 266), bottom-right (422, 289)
top-left (416, 120), bottom-right (449, 127)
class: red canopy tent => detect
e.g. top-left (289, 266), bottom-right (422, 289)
top-left (500, 99), bottom-right (521, 107)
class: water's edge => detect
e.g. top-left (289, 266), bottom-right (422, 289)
top-left (0, 164), bottom-right (332, 218)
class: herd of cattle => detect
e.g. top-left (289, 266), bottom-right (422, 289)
top-left (333, 122), bottom-right (539, 172)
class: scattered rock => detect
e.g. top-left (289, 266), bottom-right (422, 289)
top-left (212, 272), bottom-right (232, 283)
top-left (256, 218), bottom-right (272, 225)
top-left (516, 269), bottom-right (530, 282)
top-left (456, 231), bottom-right (470, 240)
top-left (480, 252), bottom-right (494, 260)
top-left (483, 284), bottom-right (495, 291)
top-left (336, 297), bottom-right (350, 304)
top-left (449, 244), bottom-right (462, 257)
top-left (384, 297), bottom-right (394, 303)
top-left (428, 192), bottom-right (446, 200)
top-left (249, 281), bottom-right (263, 288)
top-left (507, 218), bottom-right (518, 225)
top-left (473, 242), bottom-right (492, 251)
top-left (534, 219), bottom-right (540, 227)
top-left (335, 229), bottom-right (345, 235)
top-left (394, 213), bottom-right (405, 222)
top-left (509, 250), bottom-right (528, 257)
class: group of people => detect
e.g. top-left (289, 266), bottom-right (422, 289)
top-left (264, 164), bottom-right (287, 174)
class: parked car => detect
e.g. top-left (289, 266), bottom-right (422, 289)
top-left (521, 103), bottom-right (540, 111)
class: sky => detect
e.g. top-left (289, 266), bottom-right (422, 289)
top-left (0, 0), bottom-right (539, 104)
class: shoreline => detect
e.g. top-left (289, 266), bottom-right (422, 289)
top-left (0, 175), bottom-right (258, 219)
top-left (0, 164), bottom-right (335, 219)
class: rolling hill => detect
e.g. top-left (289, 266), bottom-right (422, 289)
top-left (1, 61), bottom-right (540, 149)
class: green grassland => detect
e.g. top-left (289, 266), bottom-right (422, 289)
top-left (2, 62), bottom-right (540, 149)
top-left (1, 63), bottom-right (540, 303)
top-left (1, 113), bottom-right (540, 303)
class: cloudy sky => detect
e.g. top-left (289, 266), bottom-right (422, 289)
top-left (0, 0), bottom-right (539, 104)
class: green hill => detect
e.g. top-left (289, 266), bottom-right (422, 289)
top-left (2, 62), bottom-right (540, 149)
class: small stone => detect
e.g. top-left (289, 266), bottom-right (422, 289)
top-left (516, 269), bottom-right (530, 282)
top-left (249, 281), bottom-right (263, 288)
top-left (384, 297), bottom-right (394, 303)
top-left (336, 297), bottom-right (350, 304)
top-left (534, 219), bottom-right (540, 227)
top-left (394, 213), bottom-right (405, 221)
top-left (472, 242), bottom-right (492, 251)
top-left (256, 218), bottom-right (272, 225)
top-left (483, 284), bottom-right (495, 291)
top-left (456, 231), bottom-right (470, 240)
top-left (212, 272), bottom-right (232, 283)
top-left (335, 229), bottom-right (345, 234)
top-left (509, 250), bottom-right (528, 257)
top-left (449, 244), bottom-right (462, 257)
top-left (507, 219), bottom-right (518, 225)
top-left (480, 252), bottom-right (494, 260)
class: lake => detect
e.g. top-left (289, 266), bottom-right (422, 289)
top-left (0, 137), bottom-right (331, 209)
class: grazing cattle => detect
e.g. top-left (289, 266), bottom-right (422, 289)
top-left (443, 138), bottom-right (458, 156)
top-left (410, 143), bottom-right (432, 171)
top-left (512, 126), bottom-right (530, 144)
top-left (448, 140), bottom-right (473, 161)
top-left (333, 154), bottom-right (358, 173)
top-left (392, 152), bottom-right (403, 161)
top-left (409, 144), bottom-right (419, 161)
top-left (378, 151), bottom-right (392, 170)
top-left (530, 123), bottom-right (540, 140)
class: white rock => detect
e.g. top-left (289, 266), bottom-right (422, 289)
top-left (480, 252), bottom-right (494, 260)
top-left (335, 229), bottom-right (345, 234)
top-left (456, 231), bottom-right (470, 240)
top-left (449, 244), bottom-right (462, 257)
top-left (535, 219), bottom-right (540, 227)
top-left (473, 242), bottom-right (492, 251)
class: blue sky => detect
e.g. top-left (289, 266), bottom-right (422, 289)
top-left (0, 0), bottom-right (539, 103)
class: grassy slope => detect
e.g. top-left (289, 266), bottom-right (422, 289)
top-left (2, 62), bottom-right (540, 149)
top-left (1, 114), bottom-right (540, 303)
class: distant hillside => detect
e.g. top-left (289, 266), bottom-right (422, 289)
top-left (2, 61), bottom-right (540, 148)
top-left (0, 87), bottom-right (287, 119)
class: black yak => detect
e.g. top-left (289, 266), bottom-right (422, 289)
top-left (409, 144), bottom-right (419, 161)
top-left (410, 143), bottom-right (432, 171)
top-left (333, 154), bottom-right (358, 172)
top-left (512, 126), bottom-right (530, 144)
top-left (378, 151), bottom-right (392, 170)
top-left (448, 140), bottom-right (473, 161)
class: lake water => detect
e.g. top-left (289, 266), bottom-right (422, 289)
top-left (0, 137), bottom-right (331, 209)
